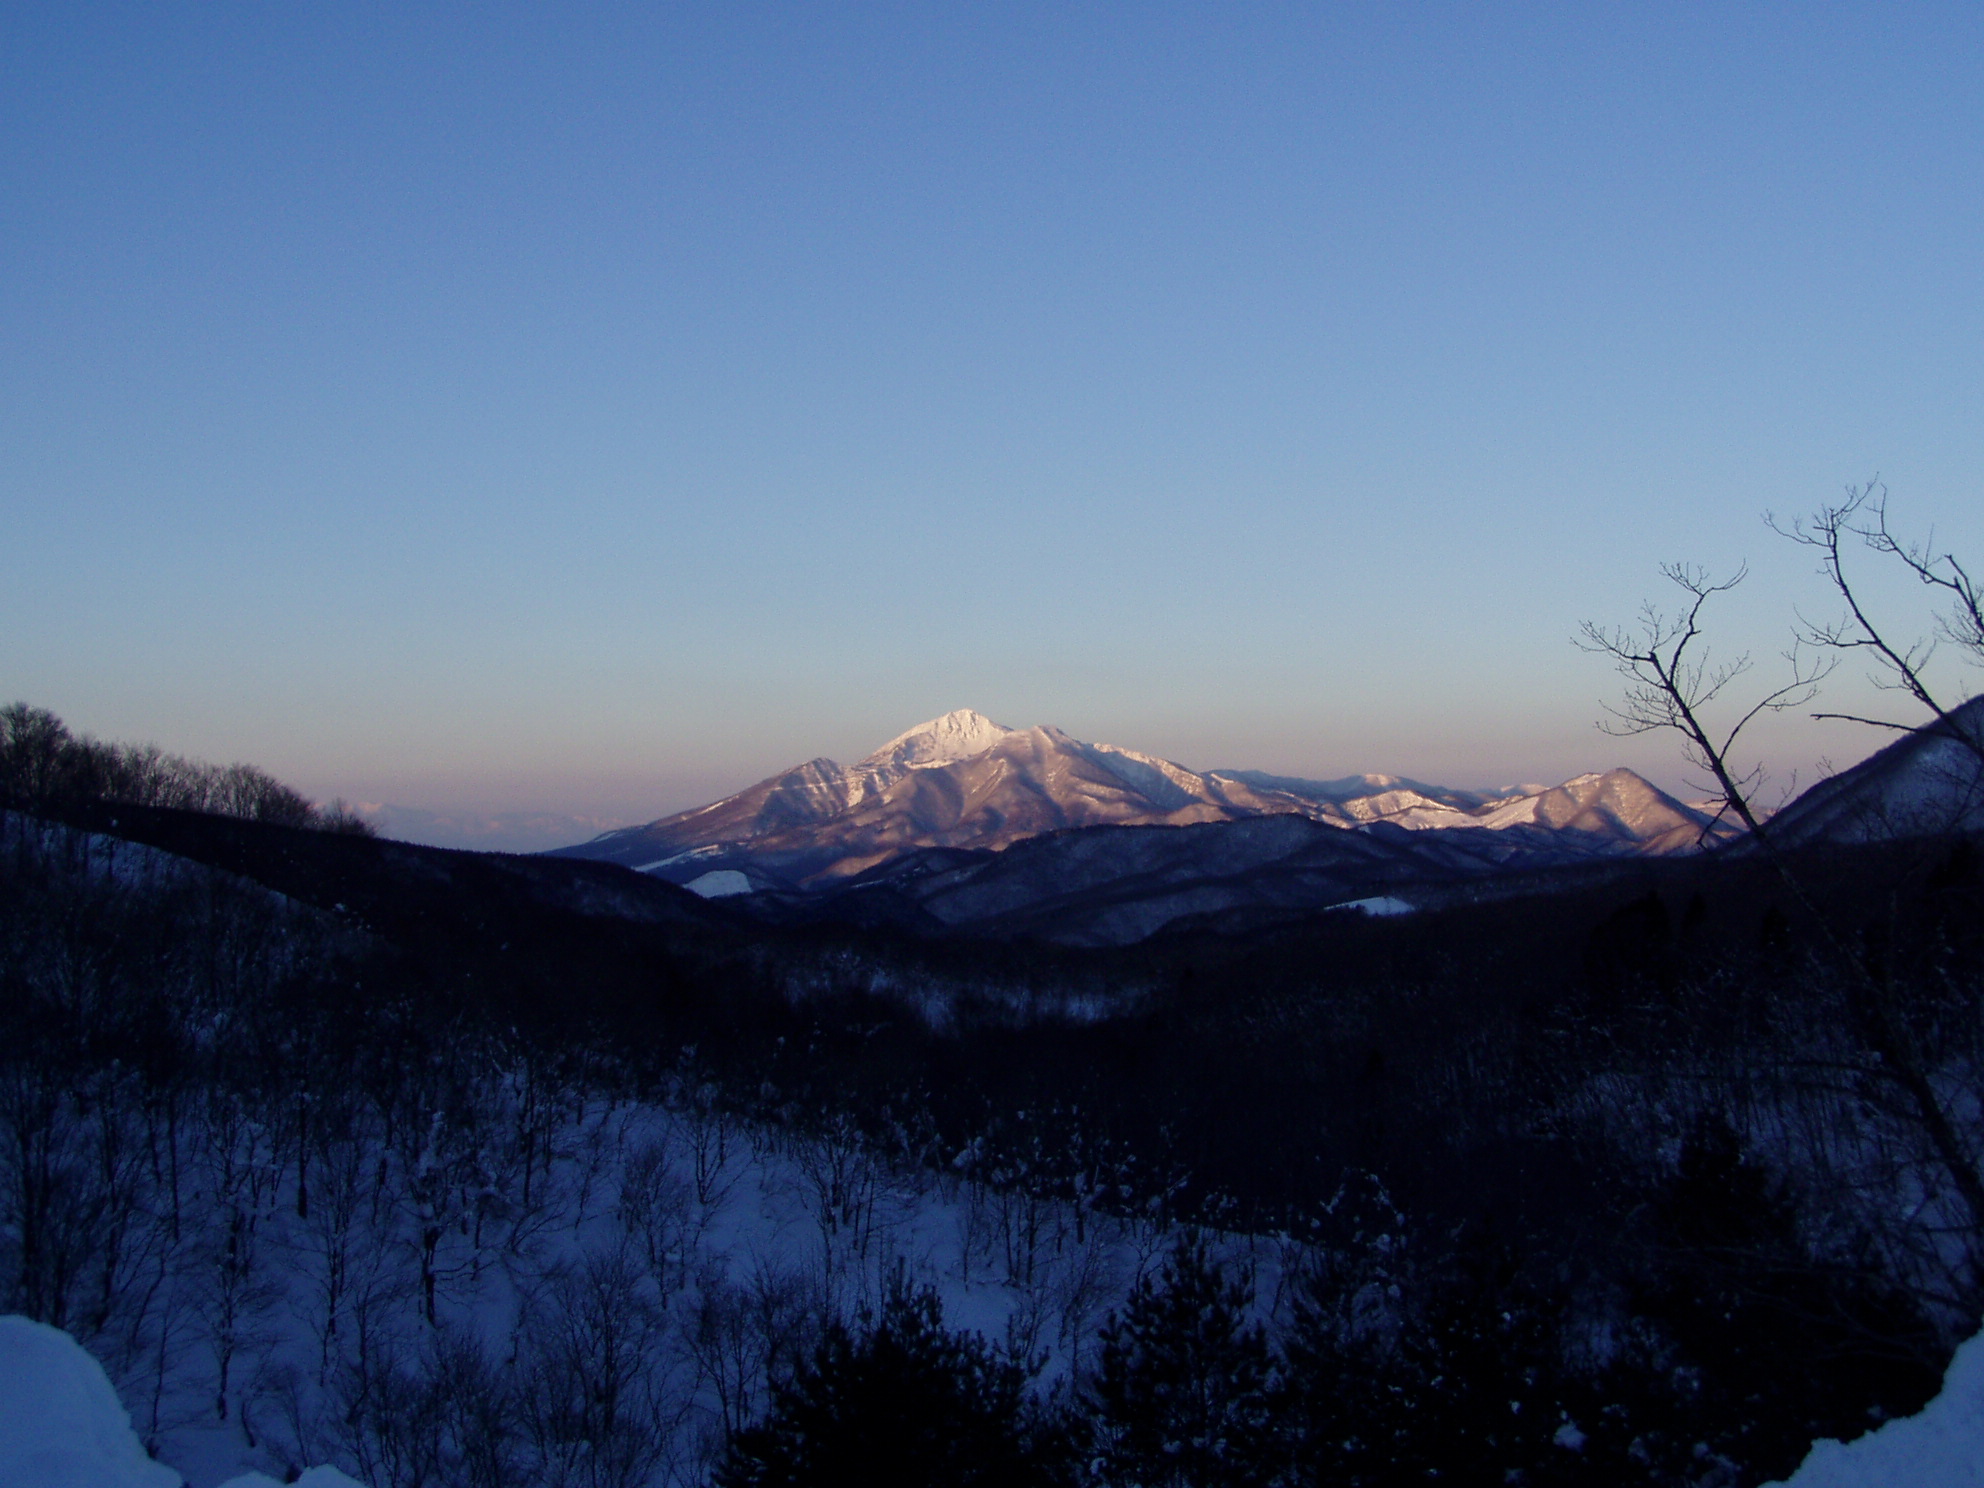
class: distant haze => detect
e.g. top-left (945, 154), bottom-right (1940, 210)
top-left (5, 7), bottom-right (1981, 818)
top-left (353, 806), bottom-right (637, 856)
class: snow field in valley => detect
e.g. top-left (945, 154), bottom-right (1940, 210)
top-left (23, 1077), bottom-right (1278, 1487)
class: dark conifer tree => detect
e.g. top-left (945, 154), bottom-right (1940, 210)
top-left (716, 1274), bottom-right (1068, 1488)
top-left (1278, 1236), bottom-right (1587, 1488)
top-left (1636, 1117), bottom-right (1943, 1479)
top-left (1087, 1231), bottom-right (1277, 1488)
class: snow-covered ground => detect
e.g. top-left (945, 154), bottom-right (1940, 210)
top-left (14, 1298), bottom-right (1984, 1487)
top-left (0, 1315), bottom-right (182, 1488)
top-left (10, 1078), bottom-right (1253, 1487)
top-left (8, 814), bottom-right (1978, 1485)
top-left (0, 1315), bottom-right (365, 1488)
top-left (1768, 1327), bottom-right (1984, 1486)
top-left (1330, 893), bottom-right (1416, 916)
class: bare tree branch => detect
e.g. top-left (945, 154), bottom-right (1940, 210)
top-left (1808, 712), bottom-right (1919, 734)
top-left (1577, 563), bottom-right (1830, 840)
top-left (1584, 545), bottom-right (1984, 1246)
top-left (1768, 481), bottom-right (1984, 766)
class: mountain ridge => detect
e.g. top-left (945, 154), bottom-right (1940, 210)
top-left (550, 709), bottom-right (1724, 891)
top-left (1762, 694), bottom-right (1984, 846)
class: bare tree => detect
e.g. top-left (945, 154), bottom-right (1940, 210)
top-left (1769, 481), bottom-right (1984, 760)
top-left (618, 1132), bottom-right (697, 1304)
top-left (682, 1255), bottom-right (821, 1453)
top-left (0, 702), bottom-right (74, 808)
top-left (1577, 563), bottom-right (1830, 839)
top-left (684, 1083), bottom-right (738, 1213)
top-left (194, 1088), bottom-right (282, 1426)
top-left (1582, 521), bottom-right (1984, 1272)
top-left (516, 1241), bottom-right (680, 1488)
top-left (789, 1111), bottom-right (884, 1294)
top-left (290, 1099), bottom-right (397, 1382)
top-left (0, 700), bottom-right (374, 832)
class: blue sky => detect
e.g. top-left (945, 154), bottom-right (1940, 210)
top-left (4, 3), bottom-right (1982, 819)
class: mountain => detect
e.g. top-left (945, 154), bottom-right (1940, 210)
top-left (551, 709), bottom-right (1317, 888)
top-left (356, 804), bottom-right (640, 855)
top-left (748, 812), bottom-right (1549, 946)
top-left (1765, 695), bottom-right (1984, 846)
top-left (742, 771), bottom-right (1738, 946)
top-left (1211, 769), bottom-right (1513, 827)
top-left (1213, 766), bottom-right (1716, 851)
top-left (551, 709), bottom-right (1724, 895)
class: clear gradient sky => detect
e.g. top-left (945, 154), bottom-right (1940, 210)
top-left (5, 4), bottom-right (1983, 823)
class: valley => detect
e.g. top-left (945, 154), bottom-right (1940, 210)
top-left (3, 700), bottom-right (1982, 1486)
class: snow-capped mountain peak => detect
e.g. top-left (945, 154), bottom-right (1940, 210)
top-left (556, 712), bottom-right (1726, 889)
top-left (862, 708), bottom-right (1015, 769)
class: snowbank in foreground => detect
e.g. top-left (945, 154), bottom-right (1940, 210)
top-left (0, 1315), bottom-right (367, 1488)
top-left (216, 1471), bottom-right (367, 1488)
top-left (0, 1315), bottom-right (182, 1488)
top-left (7, 1287), bottom-right (1976, 1488)
top-left (1769, 1330), bottom-right (1984, 1486)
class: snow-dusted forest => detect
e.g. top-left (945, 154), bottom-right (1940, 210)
top-left (2, 816), bottom-right (1275, 1484)
top-left (6, 706), bottom-right (1984, 1485)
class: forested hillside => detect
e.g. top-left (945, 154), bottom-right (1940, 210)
top-left (4, 705), bottom-right (1983, 1485)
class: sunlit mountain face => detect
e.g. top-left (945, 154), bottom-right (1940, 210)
top-left (550, 708), bottom-right (1727, 895)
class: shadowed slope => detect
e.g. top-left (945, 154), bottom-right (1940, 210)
top-left (1766, 696), bottom-right (1984, 846)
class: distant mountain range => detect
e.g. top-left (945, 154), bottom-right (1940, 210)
top-left (533, 701), bottom-right (1984, 946)
top-left (550, 709), bottom-right (1725, 898)
top-left (356, 804), bottom-right (639, 855)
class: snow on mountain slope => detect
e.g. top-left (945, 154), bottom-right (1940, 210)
top-left (865, 707), bottom-right (1015, 768)
top-left (558, 715), bottom-right (1325, 884)
top-left (0, 1314), bottom-right (374, 1488)
top-left (1212, 769), bottom-right (1508, 827)
top-left (887, 815), bottom-right (1456, 946)
top-left (554, 711), bottom-right (1721, 887)
top-left (1472, 768), bottom-right (1720, 853)
top-left (1, 1079), bottom-right (1226, 1487)
top-left (1765, 695), bottom-right (1984, 846)
top-left (797, 793), bottom-right (1724, 946)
